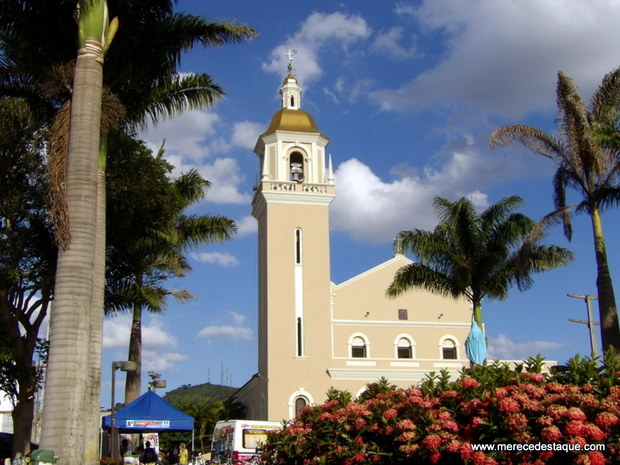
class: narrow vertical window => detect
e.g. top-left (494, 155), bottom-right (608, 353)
top-left (295, 228), bottom-right (302, 264)
top-left (290, 96), bottom-right (295, 107)
top-left (296, 317), bottom-right (303, 357)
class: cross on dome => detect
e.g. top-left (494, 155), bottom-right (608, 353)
top-left (285, 48), bottom-right (297, 74)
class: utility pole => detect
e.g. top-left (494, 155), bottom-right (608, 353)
top-left (567, 293), bottom-right (600, 358)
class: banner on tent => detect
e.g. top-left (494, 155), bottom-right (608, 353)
top-left (126, 420), bottom-right (171, 428)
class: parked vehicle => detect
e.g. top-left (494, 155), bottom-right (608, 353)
top-left (210, 420), bottom-right (281, 464)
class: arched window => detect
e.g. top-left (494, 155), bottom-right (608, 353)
top-left (396, 337), bottom-right (413, 359)
top-left (290, 95), bottom-right (295, 107)
top-left (289, 152), bottom-right (304, 182)
top-left (442, 338), bottom-right (458, 360)
top-left (294, 396), bottom-right (308, 417)
top-left (351, 336), bottom-right (367, 358)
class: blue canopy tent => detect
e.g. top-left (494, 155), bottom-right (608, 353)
top-left (103, 390), bottom-right (194, 432)
top-left (102, 390), bottom-right (194, 456)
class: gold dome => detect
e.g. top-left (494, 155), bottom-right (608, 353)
top-left (263, 108), bottom-right (319, 135)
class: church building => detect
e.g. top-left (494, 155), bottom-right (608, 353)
top-left (233, 61), bottom-right (472, 422)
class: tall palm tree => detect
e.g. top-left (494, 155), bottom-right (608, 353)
top-left (39, 2), bottom-right (117, 464)
top-left (387, 196), bottom-right (573, 338)
top-left (490, 68), bottom-right (620, 356)
top-left (105, 137), bottom-right (236, 404)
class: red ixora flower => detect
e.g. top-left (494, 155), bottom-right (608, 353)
top-left (383, 408), bottom-right (398, 420)
top-left (498, 397), bottom-right (520, 413)
top-left (461, 377), bottom-right (479, 389)
top-left (595, 411), bottom-right (619, 430)
top-left (422, 434), bottom-right (443, 451)
top-left (541, 425), bottom-right (562, 442)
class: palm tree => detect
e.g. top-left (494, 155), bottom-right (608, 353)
top-left (387, 196), bottom-right (573, 339)
top-left (39, 2), bottom-right (117, 464)
top-left (105, 137), bottom-right (236, 404)
top-left (490, 68), bottom-right (620, 356)
top-left (180, 398), bottom-right (224, 452)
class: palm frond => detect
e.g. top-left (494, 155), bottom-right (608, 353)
top-left (590, 67), bottom-right (620, 122)
top-left (127, 73), bottom-right (225, 129)
top-left (386, 263), bottom-right (461, 299)
top-left (489, 125), bottom-right (564, 161)
top-left (174, 169), bottom-right (210, 206)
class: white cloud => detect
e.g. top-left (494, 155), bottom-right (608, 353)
top-left (104, 316), bottom-right (187, 372)
top-left (191, 251), bottom-right (240, 267)
top-left (371, 26), bottom-right (417, 60)
top-left (330, 147), bottom-right (509, 244)
top-left (104, 315), bottom-right (179, 350)
top-left (138, 111), bottom-right (251, 205)
top-left (487, 334), bottom-right (568, 361)
top-left (235, 215), bottom-right (257, 236)
top-left (228, 312), bottom-right (246, 325)
top-left (142, 350), bottom-right (189, 372)
top-left (263, 12), bottom-right (371, 86)
top-left (198, 158), bottom-right (251, 204)
top-left (196, 325), bottom-right (253, 341)
top-left (141, 110), bottom-right (220, 162)
top-left (372, 0), bottom-right (620, 119)
top-left (232, 121), bottom-right (264, 149)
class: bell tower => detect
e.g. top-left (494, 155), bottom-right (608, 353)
top-left (251, 52), bottom-right (335, 420)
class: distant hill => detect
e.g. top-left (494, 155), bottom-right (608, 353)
top-left (163, 382), bottom-right (238, 405)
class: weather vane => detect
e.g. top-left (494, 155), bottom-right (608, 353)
top-left (285, 48), bottom-right (297, 74)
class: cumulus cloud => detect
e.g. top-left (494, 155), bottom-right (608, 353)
top-left (197, 325), bottom-right (253, 341)
top-left (371, 26), bottom-right (418, 60)
top-left (232, 121), bottom-right (264, 149)
top-left (141, 110), bottom-right (220, 162)
top-left (104, 315), bottom-right (179, 350)
top-left (487, 334), bottom-right (568, 361)
top-left (191, 251), bottom-right (240, 267)
top-left (235, 215), bottom-right (257, 236)
top-left (263, 12), bottom-right (371, 86)
top-left (372, 0), bottom-right (620, 119)
top-left (330, 145), bottom-right (512, 244)
top-left (138, 111), bottom-right (251, 205)
top-left (142, 350), bottom-right (189, 372)
top-left (104, 315), bottom-right (188, 371)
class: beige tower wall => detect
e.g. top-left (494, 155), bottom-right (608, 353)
top-left (252, 186), bottom-right (335, 421)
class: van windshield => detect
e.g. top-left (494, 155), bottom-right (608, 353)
top-left (242, 429), bottom-right (271, 449)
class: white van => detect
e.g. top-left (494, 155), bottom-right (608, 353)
top-left (210, 420), bottom-right (282, 464)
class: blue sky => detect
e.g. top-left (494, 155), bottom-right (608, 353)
top-left (100, 0), bottom-right (620, 407)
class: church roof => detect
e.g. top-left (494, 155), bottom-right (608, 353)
top-left (263, 107), bottom-right (320, 135)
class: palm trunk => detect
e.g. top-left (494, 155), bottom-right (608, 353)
top-left (39, 39), bottom-right (103, 464)
top-left (124, 303), bottom-right (143, 404)
top-left (84, 165), bottom-right (107, 465)
top-left (590, 207), bottom-right (620, 357)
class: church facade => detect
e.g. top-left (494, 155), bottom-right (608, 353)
top-left (233, 65), bottom-right (472, 422)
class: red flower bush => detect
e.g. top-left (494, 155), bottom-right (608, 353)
top-left (260, 352), bottom-right (620, 464)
